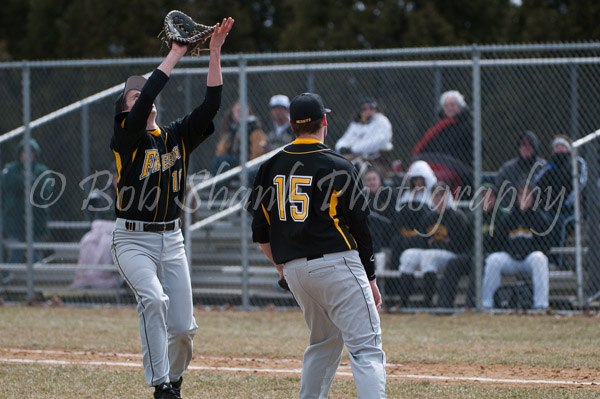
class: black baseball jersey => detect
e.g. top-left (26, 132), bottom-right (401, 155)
top-left (249, 138), bottom-right (376, 280)
top-left (111, 69), bottom-right (221, 222)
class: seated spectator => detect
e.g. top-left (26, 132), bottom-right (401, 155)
top-left (482, 182), bottom-right (551, 310)
top-left (396, 182), bottom-right (470, 308)
top-left (496, 130), bottom-right (546, 208)
top-left (211, 101), bottom-right (267, 176)
top-left (69, 191), bottom-right (123, 290)
top-left (389, 160), bottom-right (438, 267)
top-left (264, 95), bottom-right (294, 151)
top-left (383, 161), bottom-right (436, 304)
top-left (363, 166), bottom-right (398, 254)
top-left (437, 181), bottom-right (509, 308)
top-left (533, 135), bottom-right (587, 267)
top-left (335, 97), bottom-right (393, 163)
top-left (411, 90), bottom-right (473, 196)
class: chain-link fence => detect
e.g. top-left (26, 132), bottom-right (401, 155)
top-left (1, 43), bottom-right (599, 311)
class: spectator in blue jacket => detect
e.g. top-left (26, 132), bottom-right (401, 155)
top-left (533, 135), bottom-right (587, 267)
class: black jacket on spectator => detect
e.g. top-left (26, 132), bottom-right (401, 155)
top-left (495, 131), bottom-right (546, 207)
top-left (422, 207), bottom-right (470, 254)
top-left (493, 206), bottom-right (551, 260)
top-left (389, 203), bottom-right (434, 269)
top-left (534, 152), bottom-right (586, 213)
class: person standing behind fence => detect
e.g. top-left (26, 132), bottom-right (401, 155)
top-left (264, 94), bottom-right (294, 151)
top-left (249, 92), bottom-right (386, 399)
top-left (1, 139), bottom-right (52, 270)
top-left (495, 130), bottom-right (546, 208)
top-left (482, 182), bottom-right (551, 311)
top-left (110, 18), bottom-right (233, 399)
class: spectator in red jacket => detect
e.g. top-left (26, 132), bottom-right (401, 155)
top-left (411, 90), bottom-right (474, 197)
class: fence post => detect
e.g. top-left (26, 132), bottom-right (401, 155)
top-left (0, 147), bottom-right (3, 263)
top-left (22, 61), bottom-right (35, 300)
top-left (569, 62), bottom-right (579, 140)
top-left (471, 45), bottom-right (484, 310)
top-left (572, 144), bottom-right (584, 308)
top-left (433, 66), bottom-right (442, 122)
top-left (238, 54), bottom-right (250, 309)
top-left (585, 140), bottom-right (600, 303)
top-left (306, 67), bottom-right (315, 93)
top-left (81, 102), bottom-right (90, 199)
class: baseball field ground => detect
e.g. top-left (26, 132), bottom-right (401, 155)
top-left (1, 305), bottom-right (599, 398)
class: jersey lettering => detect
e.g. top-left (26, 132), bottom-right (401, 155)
top-left (273, 175), bottom-right (313, 222)
top-left (139, 146), bottom-right (182, 179)
top-left (139, 150), bottom-right (159, 179)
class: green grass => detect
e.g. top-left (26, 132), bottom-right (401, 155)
top-left (2, 364), bottom-right (600, 399)
top-left (0, 306), bottom-right (599, 398)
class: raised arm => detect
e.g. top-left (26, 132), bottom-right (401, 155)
top-left (157, 42), bottom-right (188, 77)
top-left (207, 17), bottom-right (235, 87)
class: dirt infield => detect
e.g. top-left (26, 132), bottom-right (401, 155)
top-left (1, 347), bottom-right (599, 390)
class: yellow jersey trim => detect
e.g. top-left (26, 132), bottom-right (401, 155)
top-left (112, 150), bottom-right (123, 209)
top-left (329, 189), bottom-right (351, 250)
top-left (162, 132), bottom-right (170, 221)
top-left (292, 138), bottom-right (322, 145)
top-left (261, 203), bottom-right (271, 225)
top-left (148, 127), bottom-right (161, 137)
top-left (181, 141), bottom-right (187, 207)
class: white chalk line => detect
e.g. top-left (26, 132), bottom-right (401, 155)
top-left (0, 349), bottom-right (598, 386)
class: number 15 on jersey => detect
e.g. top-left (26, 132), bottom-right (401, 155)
top-left (273, 175), bottom-right (313, 222)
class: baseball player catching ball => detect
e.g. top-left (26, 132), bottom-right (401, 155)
top-left (248, 93), bottom-right (387, 398)
top-left (110, 17), bottom-right (234, 399)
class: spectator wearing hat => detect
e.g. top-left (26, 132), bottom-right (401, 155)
top-left (265, 94), bottom-right (294, 151)
top-left (495, 130), bottom-right (546, 208)
top-left (335, 97), bottom-right (393, 163)
top-left (482, 182), bottom-right (551, 310)
top-left (533, 135), bottom-right (587, 267)
top-left (411, 90), bottom-right (474, 196)
top-left (396, 181), bottom-right (470, 308)
top-left (438, 181), bottom-right (509, 308)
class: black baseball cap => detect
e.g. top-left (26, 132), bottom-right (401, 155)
top-left (115, 76), bottom-right (147, 114)
top-left (289, 93), bottom-right (331, 124)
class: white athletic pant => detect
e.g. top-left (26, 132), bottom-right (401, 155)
top-left (111, 218), bottom-right (198, 387)
top-left (398, 248), bottom-right (456, 274)
top-left (283, 250), bottom-right (386, 399)
top-left (482, 251), bottom-right (549, 309)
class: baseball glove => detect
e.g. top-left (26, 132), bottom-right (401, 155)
top-left (159, 10), bottom-right (216, 57)
top-left (278, 278), bottom-right (291, 292)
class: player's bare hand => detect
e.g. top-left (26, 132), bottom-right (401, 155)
top-left (210, 17), bottom-right (234, 50)
top-left (370, 279), bottom-right (382, 311)
top-left (170, 41), bottom-right (188, 57)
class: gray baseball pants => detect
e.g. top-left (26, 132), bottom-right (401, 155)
top-left (111, 218), bottom-right (198, 387)
top-left (283, 250), bottom-right (386, 399)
